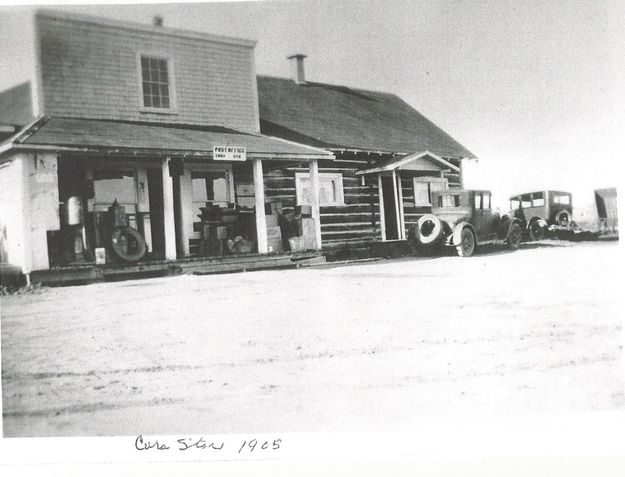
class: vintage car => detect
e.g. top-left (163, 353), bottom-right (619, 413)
top-left (508, 190), bottom-right (574, 241)
top-left (410, 189), bottom-right (522, 257)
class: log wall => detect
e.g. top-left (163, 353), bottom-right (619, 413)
top-left (262, 152), bottom-right (388, 250)
top-left (263, 153), bottom-right (463, 250)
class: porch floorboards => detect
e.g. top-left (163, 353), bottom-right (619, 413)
top-left (30, 252), bottom-right (326, 286)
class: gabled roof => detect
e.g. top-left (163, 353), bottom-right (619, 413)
top-left (0, 117), bottom-right (333, 161)
top-left (0, 82), bottom-right (33, 127)
top-left (355, 151), bottom-right (460, 175)
top-left (257, 76), bottom-right (477, 159)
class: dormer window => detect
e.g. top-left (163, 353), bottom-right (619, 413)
top-left (139, 54), bottom-right (175, 110)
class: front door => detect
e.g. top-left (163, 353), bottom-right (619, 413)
top-left (381, 175), bottom-right (400, 240)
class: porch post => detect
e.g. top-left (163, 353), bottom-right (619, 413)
top-left (395, 171), bottom-right (406, 240)
top-left (161, 157), bottom-right (177, 260)
top-left (309, 159), bottom-right (322, 250)
top-left (391, 169), bottom-right (401, 240)
top-left (378, 173), bottom-right (386, 241)
top-left (178, 168), bottom-right (193, 257)
top-left (252, 159), bottom-right (268, 254)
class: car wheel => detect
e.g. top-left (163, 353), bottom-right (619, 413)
top-left (528, 220), bottom-right (545, 241)
top-left (507, 223), bottom-right (522, 250)
top-left (456, 228), bottom-right (475, 257)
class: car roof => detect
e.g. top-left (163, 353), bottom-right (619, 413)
top-left (509, 190), bottom-right (572, 199)
top-left (433, 189), bottom-right (491, 195)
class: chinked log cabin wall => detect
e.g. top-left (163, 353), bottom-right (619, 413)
top-left (399, 156), bottom-right (462, 237)
top-left (263, 151), bottom-right (388, 249)
top-left (262, 153), bottom-right (463, 249)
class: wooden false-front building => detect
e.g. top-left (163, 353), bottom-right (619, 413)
top-left (0, 10), bottom-right (332, 281)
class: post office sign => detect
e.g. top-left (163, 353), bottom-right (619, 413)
top-left (213, 146), bottom-right (247, 162)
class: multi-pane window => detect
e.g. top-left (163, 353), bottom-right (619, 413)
top-left (192, 171), bottom-right (230, 208)
top-left (413, 177), bottom-right (447, 206)
top-left (93, 170), bottom-right (137, 213)
top-left (140, 55), bottom-right (171, 109)
top-left (295, 173), bottom-right (344, 206)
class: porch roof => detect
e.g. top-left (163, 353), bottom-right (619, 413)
top-left (0, 116), bottom-right (334, 161)
top-left (355, 150), bottom-right (459, 175)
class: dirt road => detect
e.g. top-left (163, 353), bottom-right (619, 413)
top-left (1, 241), bottom-right (623, 437)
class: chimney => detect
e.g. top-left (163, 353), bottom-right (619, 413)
top-left (287, 54), bottom-right (307, 84)
top-left (153, 15), bottom-right (164, 27)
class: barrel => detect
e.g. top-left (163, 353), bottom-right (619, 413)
top-left (65, 196), bottom-right (83, 225)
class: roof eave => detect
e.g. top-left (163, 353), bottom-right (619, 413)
top-left (3, 143), bottom-right (332, 161)
top-left (36, 9), bottom-right (258, 49)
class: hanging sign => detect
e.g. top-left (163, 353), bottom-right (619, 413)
top-left (213, 146), bottom-right (247, 162)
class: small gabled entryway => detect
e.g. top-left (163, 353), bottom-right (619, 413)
top-left (357, 151), bottom-right (461, 243)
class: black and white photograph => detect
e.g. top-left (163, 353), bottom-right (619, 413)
top-left (0, 0), bottom-right (623, 474)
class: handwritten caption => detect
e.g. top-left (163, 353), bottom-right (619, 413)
top-left (135, 435), bottom-right (282, 455)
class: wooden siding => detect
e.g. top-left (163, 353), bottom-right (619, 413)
top-left (263, 153), bottom-right (383, 249)
top-left (37, 13), bottom-right (258, 132)
top-left (399, 157), bottom-right (462, 237)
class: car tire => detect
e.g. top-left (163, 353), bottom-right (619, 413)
top-left (110, 226), bottom-right (147, 263)
top-left (417, 214), bottom-right (443, 246)
top-left (456, 228), bottom-right (475, 257)
top-left (507, 223), bottom-right (522, 250)
top-left (528, 219), bottom-right (545, 241)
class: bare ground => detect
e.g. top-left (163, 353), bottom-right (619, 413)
top-left (1, 241), bottom-right (623, 437)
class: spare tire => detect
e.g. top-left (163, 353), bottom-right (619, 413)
top-left (554, 209), bottom-right (572, 227)
top-left (110, 226), bottom-right (147, 263)
top-left (416, 214), bottom-right (443, 246)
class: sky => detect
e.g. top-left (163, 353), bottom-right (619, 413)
top-left (1, 0), bottom-right (624, 209)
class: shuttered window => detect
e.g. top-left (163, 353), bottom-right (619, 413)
top-left (295, 173), bottom-right (344, 206)
top-left (140, 55), bottom-right (173, 109)
top-left (413, 177), bottom-right (447, 206)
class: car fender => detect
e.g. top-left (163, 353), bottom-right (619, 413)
top-left (528, 216), bottom-right (547, 229)
top-left (504, 217), bottom-right (523, 241)
top-left (452, 222), bottom-right (476, 246)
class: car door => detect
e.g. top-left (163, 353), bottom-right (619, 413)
top-left (472, 192), bottom-right (486, 241)
top-left (481, 192), bottom-right (498, 240)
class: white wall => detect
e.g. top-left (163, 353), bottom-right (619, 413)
top-left (0, 153), bottom-right (60, 273)
top-left (0, 155), bottom-right (30, 272)
top-left (28, 153), bottom-right (60, 270)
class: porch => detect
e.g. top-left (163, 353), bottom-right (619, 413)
top-left (0, 117), bottom-right (333, 281)
top-left (52, 154), bottom-right (323, 267)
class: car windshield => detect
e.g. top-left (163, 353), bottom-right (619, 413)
top-left (438, 194), bottom-right (461, 207)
